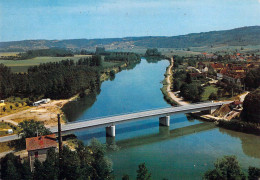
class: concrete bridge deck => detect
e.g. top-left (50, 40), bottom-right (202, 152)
top-left (50, 101), bottom-right (230, 135)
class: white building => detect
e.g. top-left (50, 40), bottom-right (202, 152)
top-left (33, 98), bottom-right (51, 106)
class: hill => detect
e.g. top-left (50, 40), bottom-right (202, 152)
top-left (0, 26), bottom-right (260, 52)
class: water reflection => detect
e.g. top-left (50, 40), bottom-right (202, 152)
top-left (219, 128), bottom-right (260, 159)
top-left (62, 92), bottom-right (97, 122)
top-left (110, 122), bottom-right (216, 150)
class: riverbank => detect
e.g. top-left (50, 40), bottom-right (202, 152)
top-left (161, 57), bottom-right (189, 106)
top-left (0, 61), bottom-right (134, 130)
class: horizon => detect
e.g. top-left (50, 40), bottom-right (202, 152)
top-left (1, 25), bottom-right (259, 43)
top-left (1, 0), bottom-right (260, 42)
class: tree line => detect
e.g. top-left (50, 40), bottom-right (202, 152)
top-left (18, 48), bottom-right (74, 60)
top-left (104, 52), bottom-right (141, 63)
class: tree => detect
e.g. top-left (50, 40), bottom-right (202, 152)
top-left (185, 73), bottom-right (192, 84)
top-left (241, 89), bottom-right (260, 123)
top-left (145, 48), bottom-right (161, 57)
top-left (41, 148), bottom-right (59, 179)
top-left (122, 174), bottom-right (130, 180)
top-left (110, 70), bottom-right (116, 78)
top-left (60, 146), bottom-right (81, 180)
top-left (180, 83), bottom-right (202, 102)
top-left (173, 79), bottom-right (181, 91)
top-left (88, 139), bottom-right (113, 180)
top-left (18, 120), bottom-right (51, 139)
top-left (248, 167), bottom-right (260, 180)
top-left (245, 68), bottom-right (260, 90)
top-left (209, 92), bottom-right (217, 100)
top-left (33, 159), bottom-right (45, 180)
top-left (4, 160), bottom-right (20, 180)
top-left (136, 163), bottom-right (151, 180)
top-left (20, 160), bottom-right (33, 180)
top-left (203, 155), bottom-right (245, 180)
top-left (0, 153), bottom-right (21, 180)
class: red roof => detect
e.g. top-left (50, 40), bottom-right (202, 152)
top-left (210, 63), bottom-right (224, 69)
top-left (26, 134), bottom-right (57, 151)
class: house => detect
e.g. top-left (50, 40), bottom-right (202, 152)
top-left (197, 62), bottom-right (205, 70)
top-left (210, 62), bottom-right (224, 72)
top-left (217, 68), bottom-right (228, 80)
top-left (222, 72), bottom-right (245, 86)
top-left (201, 66), bottom-right (208, 73)
top-left (26, 134), bottom-right (57, 170)
top-left (0, 100), bottom-right (4, 103)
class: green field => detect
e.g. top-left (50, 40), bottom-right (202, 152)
top-left (0, 55), bottom-right (123, 73)
top-left (0, 55), bottom-right (92, 73)
top-left (201, 84), bottom-right (219, 101)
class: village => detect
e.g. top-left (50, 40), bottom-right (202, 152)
top-left (168, 51), bottom-right (260, 122)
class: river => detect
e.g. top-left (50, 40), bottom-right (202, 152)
top-left (63, 59), bottom-right (260, 179)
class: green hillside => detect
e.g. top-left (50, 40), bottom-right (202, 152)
top-left (0, 26), bottom-right (259, 51)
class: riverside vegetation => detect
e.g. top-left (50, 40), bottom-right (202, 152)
top-left (0, 51), bottom-right (141, 103)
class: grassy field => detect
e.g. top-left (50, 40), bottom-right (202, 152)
top-left (201, 84), bottom-right (219, 101)
top-left (0, 55), bottom-right (122, 73)
top-left (0, 55), bottom-right (92, 73)
top-left (0, 52), bottom-right (20, 56)
top-left (0, 101), bottom-right (30, 118)
top-left (190, 45), bottom-right (260, 54)
top-left (0, 122), bottom-right (18, 137)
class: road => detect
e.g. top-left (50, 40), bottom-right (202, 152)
top-left (166, 57), bottom-right (189, 105)
top-left (0, 134), bottom-right (20, 142)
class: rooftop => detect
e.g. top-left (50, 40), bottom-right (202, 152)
top-left (26, 134), bottom-right (57, 151)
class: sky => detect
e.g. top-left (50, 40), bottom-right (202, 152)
top-left (0, 0), bottom-right (260, 42)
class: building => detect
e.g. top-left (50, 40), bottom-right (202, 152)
top-left (26, 134), bottom-right (57, 170)
top-left (210, 62), bottom-right (224, 72)
top-left (33, 98), bottom-right (50, 106)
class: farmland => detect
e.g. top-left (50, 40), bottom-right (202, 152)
top-left (0, 55), bottom-right (92, 73)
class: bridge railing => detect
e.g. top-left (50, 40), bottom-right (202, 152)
top-left (65, 101), bottom-right (226, 125)
top-left (67, 106), bottom-right (173, 124)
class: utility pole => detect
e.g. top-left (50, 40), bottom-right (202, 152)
top-left (57, 114), bottom-right (63, 180)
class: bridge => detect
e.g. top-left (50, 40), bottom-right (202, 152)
top-left (50, 101), bottom-right (230, 137)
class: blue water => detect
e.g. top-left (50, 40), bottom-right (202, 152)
top-left (63, 59), bottom-right (260, 179)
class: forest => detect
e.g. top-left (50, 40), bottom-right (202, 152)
top-left (0, 58), bottom-right (100, 100)
top-left (0, 52), bottom-right (141, 101)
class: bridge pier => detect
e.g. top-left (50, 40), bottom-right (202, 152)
top-left (208, 106), bottom-right (219, 114)
top-left (159, 116), bottom-right (170, 126)
top-left (106, 125), bottom-right (115, 137)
